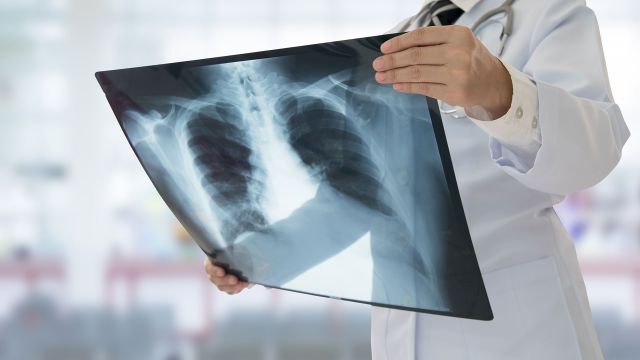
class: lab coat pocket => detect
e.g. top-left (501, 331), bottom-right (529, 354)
top-left (462, 256), bottom-right (582, 359)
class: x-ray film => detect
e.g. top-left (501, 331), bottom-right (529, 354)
top-left (96, 33), bottom-right (493, 320)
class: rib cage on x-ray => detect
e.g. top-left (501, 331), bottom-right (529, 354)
top-left (185, 102), bottom-right (268, 242)
top-left (126, 61), bottom-right (396, 250)
top-left (276, 93), bottom-right (394, 217)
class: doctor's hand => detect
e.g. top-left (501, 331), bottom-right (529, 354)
top-left (373, 25), bottom-right (513, 120)
top-left (204, 257), bottom-right (252, 295)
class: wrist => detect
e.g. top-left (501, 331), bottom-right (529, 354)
top-left (465, 57), bottom-right (513, 120)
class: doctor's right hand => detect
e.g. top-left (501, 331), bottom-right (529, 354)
top-left (204, 257), bottom-right (252, 295)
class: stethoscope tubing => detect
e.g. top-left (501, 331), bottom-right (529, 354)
top-left (471, 0), bottom-right (514, 57)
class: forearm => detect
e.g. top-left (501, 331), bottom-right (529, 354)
top-left (494, 80), bottom-right (627, 195)
top-left (469, 2), bottom-right (629, 196)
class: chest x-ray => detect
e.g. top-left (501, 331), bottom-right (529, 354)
top-left (96, 33), bottom-right (492, 320)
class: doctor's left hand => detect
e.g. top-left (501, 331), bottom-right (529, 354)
top-left (373, 25), bottom-right (512, 120)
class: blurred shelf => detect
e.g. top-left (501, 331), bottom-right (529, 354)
top-left (580, 255), bottom-right (640, 319)
top-left (0, 260), bottom-right (65, 285)
top-left (581, 256), bottom-right (640, 276)
top-left (104, 258), bottom-right (214, 340)
top-left (105, 259), bottom-right (204, 278)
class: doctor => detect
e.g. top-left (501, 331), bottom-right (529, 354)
top-left (205, 0), bottom-right (630, 358)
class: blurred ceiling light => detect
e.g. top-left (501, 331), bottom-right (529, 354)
top-left (29, 21), bottom-right (65, 42)
top-left (40, 72), bottom-right (68, 111)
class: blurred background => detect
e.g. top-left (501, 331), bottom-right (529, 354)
top-left (0, 0), bottom-right (638, 359)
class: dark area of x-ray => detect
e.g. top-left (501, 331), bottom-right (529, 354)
top-left (96, 33), bottom-right (492, 320)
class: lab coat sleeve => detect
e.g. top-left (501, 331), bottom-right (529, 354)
top-left (469, 63), bottom-right (541, 171)
top-left (478, 0), bottom-right (630, 196)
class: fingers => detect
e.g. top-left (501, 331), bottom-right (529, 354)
top-left (218, 281), bottom-right (251, 295)
top-left (375, 65), bottom-right (448, 85)
top-left (204, 257), bottom-right (225, 277)
top-left (204, 257), bottom-right (250, 295)
top-left (373, 45), bottom-right (449, 71)
top-left (392, 82), bottom-right (448, 99)
top-left (375, 25), bottom-right (481, 106)
top-left (381, 26), bottom-right (452, 54)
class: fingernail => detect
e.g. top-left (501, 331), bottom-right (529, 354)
top-left (375, 72), bottom-right (386, 82)
top-left (381, 41), bottom-right (390, 52)
top-left (373, 57), bottom-right (383, 70)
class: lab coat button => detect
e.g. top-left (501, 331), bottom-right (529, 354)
top-left (516, 106), bottom-right (524, 119)
top-left (532, 116), bottom-right (538, 128)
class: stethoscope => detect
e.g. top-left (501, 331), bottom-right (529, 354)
top-left (471, 0), bottom-right (514, 57)
top-left (396, 0), bottom-right (515, 118)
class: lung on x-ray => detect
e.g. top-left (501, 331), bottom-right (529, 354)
top-left (96, 33), bottom-right (492, 320)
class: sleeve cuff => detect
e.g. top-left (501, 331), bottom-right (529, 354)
top-left (468, 61), bottom-right (541, 148)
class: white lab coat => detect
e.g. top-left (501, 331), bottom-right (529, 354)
top-left (372, 0), bottom-right (630, 359)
